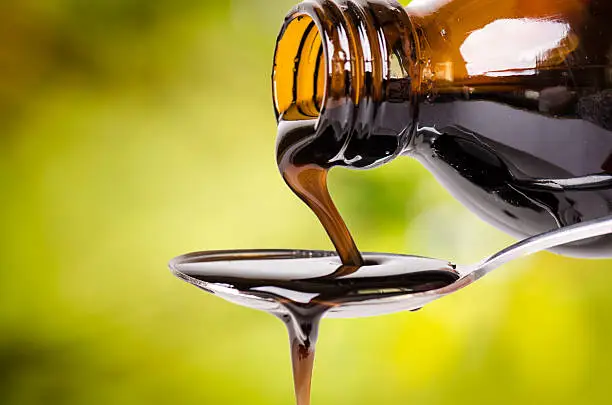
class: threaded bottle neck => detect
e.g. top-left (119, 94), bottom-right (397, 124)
top-left (273, 0), bottom-right (420, 169)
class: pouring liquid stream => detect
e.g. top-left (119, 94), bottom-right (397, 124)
top-left (277, 116), bottom-right (363, 405)
top-left (278, 148), bottom-right (363, 268)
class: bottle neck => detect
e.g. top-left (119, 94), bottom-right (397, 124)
top-left (272, 0), bottom-right (419, 169)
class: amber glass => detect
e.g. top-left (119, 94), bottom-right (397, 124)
top-left (272, 0), bottom-right (612, 257)
top-left (273, 15), bottom-right (325, 121)
top-left (273, 0), bottom-right (417, 168)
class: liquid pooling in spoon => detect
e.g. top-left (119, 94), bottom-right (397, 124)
top-left (170, 250), bottom-right (459, 405)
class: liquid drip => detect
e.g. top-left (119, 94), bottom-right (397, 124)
top-left (285, 307), bottom-right (322, 405)
top-left (171, 250), bottom-right (460, 405)
top-left (291, 340), bottom-right (315, 405)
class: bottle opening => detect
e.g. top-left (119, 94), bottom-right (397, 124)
top-left (273, 14), bottom-right (326, 121)
top-left (272, 0), bottom-right (416, 169)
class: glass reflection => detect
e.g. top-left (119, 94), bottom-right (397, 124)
top-left (460, 19), bottom-right (572, 77)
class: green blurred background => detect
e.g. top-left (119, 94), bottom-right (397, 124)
top-left (2, 1), bottom-right (612, 404)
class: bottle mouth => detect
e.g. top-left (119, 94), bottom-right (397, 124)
top-left (273, 0), bottom-right (365, 124)
top-left (272, 0), bottom-right (417, 168)
top-left (272, 13), bottom-right (326, 121)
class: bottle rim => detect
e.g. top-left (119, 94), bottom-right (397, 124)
top-left (272, 0), bottom-right (418, 168)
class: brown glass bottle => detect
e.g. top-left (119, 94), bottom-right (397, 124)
top-left (273, 0), bottom-right (612, 258)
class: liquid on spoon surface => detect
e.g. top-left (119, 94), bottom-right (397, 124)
top-left (171, 251), bottom-right (459, 405)
top-left (170, 214), bottom-right (612, 405)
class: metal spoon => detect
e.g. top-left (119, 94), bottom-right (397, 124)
top-left (169, 215), bottom-right (612, 318)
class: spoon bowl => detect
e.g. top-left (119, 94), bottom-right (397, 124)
top-left (169, 250), bottom-right (460, 318)
top-left (170, 215), bottom-right (612, 318)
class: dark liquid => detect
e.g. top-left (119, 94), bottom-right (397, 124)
top-left (404, 0), bottom-right (612, 257)
top-left (277, 121), bottom-right (363, 267)
top-left (410, 90), bottom-right (612, 257)
top-left (172, 250), bottom-right (459, 405)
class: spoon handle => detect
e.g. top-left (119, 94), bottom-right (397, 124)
top-left (468, 215), bottom-right (612, 279)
